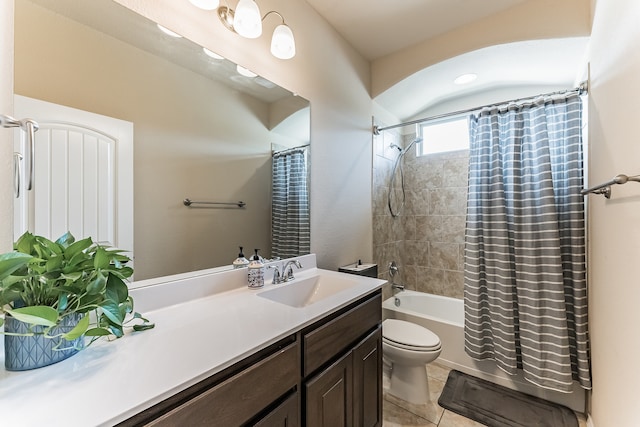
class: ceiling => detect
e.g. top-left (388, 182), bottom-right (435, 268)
top-left (305, 0), bottom-right (589, 121)
top-left (304, 0), bottom-right (529, 61)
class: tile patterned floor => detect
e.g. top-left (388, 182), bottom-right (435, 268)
top-left (382, 362), bottom-right (588, 427)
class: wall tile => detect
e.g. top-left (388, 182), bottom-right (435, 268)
top-left (438, 215), bottom-right (466, 244)
top-left (415, 215), bottom-right (439, 242)
top-left (429, 242), bottom-right (459, 270)
top-left (443, 270), bottom-right (464, 299)
top-left (372, 140), bottom-right (469, 299)
top-left (443, 157), bottom-right (470, 188)
top-left (429, 187), bottom-right (467, 215)
top-left (410, 188), bottom-right (430, 216)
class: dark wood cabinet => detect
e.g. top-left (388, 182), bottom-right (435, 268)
top-left (352, 328), bottom-right (383, 427)
top-left (121, 290), bottom-right (382, 427)
top-left (253, 392), bottom-right (300, 427)
top-left (143, 340), bottom-right (299, 427)
top-left (305, 351), bottom-right (354, 427)
top-left (303, 292), bottom-right (383, 427)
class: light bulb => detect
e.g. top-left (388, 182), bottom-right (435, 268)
top-left (233, 0), bottom-right (262, 38)
top-left (188, 0), bottom-right (220, 10)
top-left (270, 24), bottom-right (296, 59)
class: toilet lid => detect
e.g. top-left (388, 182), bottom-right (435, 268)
top-left (382, 319), bottom-right (441, 349)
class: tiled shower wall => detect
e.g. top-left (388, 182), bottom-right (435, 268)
top-left (373, 130), bottom-right (469, 300)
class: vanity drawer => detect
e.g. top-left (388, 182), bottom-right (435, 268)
top-left (147, 341), bottom-right (299, 426)
top-left (303, 291), bottom-right (381, 377)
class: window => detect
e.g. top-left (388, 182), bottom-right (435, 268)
top-left (417, 116), bottom-right (470, 156)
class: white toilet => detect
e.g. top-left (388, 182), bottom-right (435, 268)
top-left (382, 318), bottom-right (442, 404)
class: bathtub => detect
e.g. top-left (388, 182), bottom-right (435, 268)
top-left (382, 290), bottom-right (586, 413)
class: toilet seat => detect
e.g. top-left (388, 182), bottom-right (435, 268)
top-left (382, 319), bottom-right (441, 351)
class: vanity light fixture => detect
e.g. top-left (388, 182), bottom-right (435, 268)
top-left (454, 73), bottom-right (477, 85)
top-left (189, 0), bottom-right (296, 60)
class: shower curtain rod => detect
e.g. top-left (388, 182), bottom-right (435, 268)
top-left (272, 143), bottom-right (310, 155)
top-left (372, 81), bottom-right (588, 135)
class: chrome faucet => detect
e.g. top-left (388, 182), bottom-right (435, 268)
top-left (282, 260), bottom-right (303, 282)
top-left (268, 264), bottom-right (283, 284)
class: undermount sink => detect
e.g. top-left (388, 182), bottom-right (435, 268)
top-left (257, 273), bottom-right (359, 308)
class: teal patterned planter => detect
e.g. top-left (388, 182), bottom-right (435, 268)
top-left (4, 313), bottom-right (84, 371)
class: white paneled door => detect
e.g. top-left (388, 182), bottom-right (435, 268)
top-left (13, 95), bottom-right (134, 268)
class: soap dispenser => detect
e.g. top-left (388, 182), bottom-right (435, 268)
top-left (233, 246), bottom-right (250, 269)
top-left (247, 249), bottom-right (265, 288)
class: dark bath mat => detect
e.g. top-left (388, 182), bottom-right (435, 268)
top-left (438, 370), bottom-right (578, 427)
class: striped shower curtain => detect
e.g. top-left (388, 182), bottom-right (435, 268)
top-left (464, 92), bottom-right (591, 392)
top-left (271, 147), bottom-right (310, 259)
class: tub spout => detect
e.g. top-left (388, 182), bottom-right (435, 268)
top-left (392, 283), bottom-right (405, 294)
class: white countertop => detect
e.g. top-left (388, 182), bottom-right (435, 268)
top-left (0, 254), bottom-right (385, 426)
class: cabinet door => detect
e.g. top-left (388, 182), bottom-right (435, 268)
top-left (352, 327), bottom-right (382, 427)
top-left (305, 351), bottom-right (353, 427)
top-left (145, 343), bottom-right (298, 426)
top-left (253, 392), bottom-right (299, 427)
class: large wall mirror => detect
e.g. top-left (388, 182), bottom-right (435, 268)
top-left (15, 0), bottom-right (311, 281)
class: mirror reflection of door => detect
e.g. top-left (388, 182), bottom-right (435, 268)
top-left (13, 95), bottom-right (134, 269)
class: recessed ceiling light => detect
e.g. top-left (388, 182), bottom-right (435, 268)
top-left (157, 24), bottom-right (182, 38)
top-left (203, 47), bottom-right (224, 60)
top-left (454, 73), bottom-right (477, 85)
top-left (236, 65), bottom-right (257, 78)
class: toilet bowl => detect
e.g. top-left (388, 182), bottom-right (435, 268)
top-left (382, 318), bottom-right (442, 404)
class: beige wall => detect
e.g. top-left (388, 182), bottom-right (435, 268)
top-left (587, 0), bottom-right (640, 424)
top-left (0, 1), bottom-right (13, 253)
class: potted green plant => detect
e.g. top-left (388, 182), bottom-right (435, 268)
top-left (0, 231), bottom-right (153, 371)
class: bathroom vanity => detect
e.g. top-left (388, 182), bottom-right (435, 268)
top-left (0, 254), bottom-right (385, 426)
top-left (121, 290), bottom-right (382, 426)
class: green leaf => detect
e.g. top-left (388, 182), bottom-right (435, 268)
top-left (106, 274), bottom-right (129, 303)
top-left (14, 231), bottom-right (35, 254)
top-left (94, 247), bottom-right (110, 269)
top-left (84, 327), bottom-right (111, 337)
top-left (6, 306), bottom-right (59, 327)
top-left (100, 300), bottom-right (123, 326)
top-left (57, 293), bottom-right (69, 311)
top-left (63, 237), bottom-right (93, 259)
top-left (133, 323), bottom-right (155, 332)
top-left (87, 272), bottom-right (107, 295)
top-left (45, 255), bottom-right (64, 272)
top-left (0, 252), bottom-right (32, 281)
top-left (36, 235), bottom-right (62, 256)
top-left (61, 272), bottom-right (82, 282)
top-left (62, 314), bottom-right (89, 340)
top-left (55, 231), bottom-right (76, 248)
top-left (109, 324), bottom-right (124, 338)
